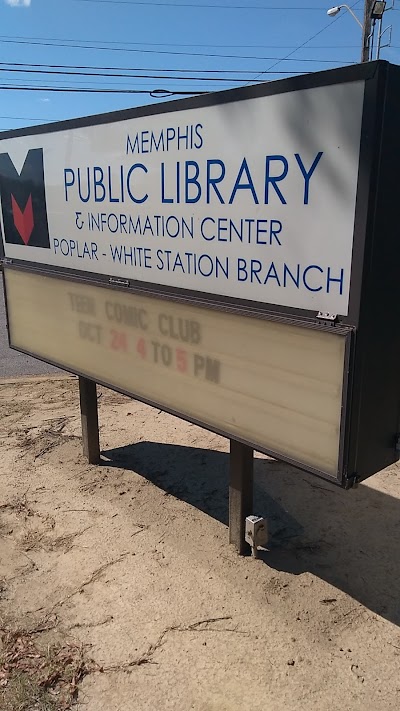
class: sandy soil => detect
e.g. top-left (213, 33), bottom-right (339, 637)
top-left (0, 374), bottom-right (399, 710)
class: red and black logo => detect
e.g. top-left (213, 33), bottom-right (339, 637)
top-left (0, 148), bottom-right (50, 248)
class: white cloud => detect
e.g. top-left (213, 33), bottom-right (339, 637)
top-left (5, 0), bottom-right (31, 7)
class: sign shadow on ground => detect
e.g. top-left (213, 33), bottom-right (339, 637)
top-left (102, 441), bottom-right (400, 628)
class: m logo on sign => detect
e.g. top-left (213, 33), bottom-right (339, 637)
top-left (0, 148), bottom-right (50, 248)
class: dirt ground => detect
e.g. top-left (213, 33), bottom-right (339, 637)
top-left (0, 374), bottom-right (399, 710)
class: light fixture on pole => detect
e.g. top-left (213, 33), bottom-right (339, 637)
top-left (371, 1), bottom-right (386, 20)
top-left (326, 4), bottom-right (363, 28)
top-left (370, 2), bottom-right (387, 60)
top-left (327, 2), bottom-right (391, 62)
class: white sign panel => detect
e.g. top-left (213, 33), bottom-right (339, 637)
top-left (0, 80), bottom-right (365, 314)
top-left (5, 267), bottom-right (347, 476)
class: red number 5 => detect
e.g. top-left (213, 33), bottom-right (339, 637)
top-left (137, 338), bottom-right (146, 359)
top-left (176, 348), bottom-right (187, 373)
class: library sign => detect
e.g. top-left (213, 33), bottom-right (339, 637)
top-left (1, 60), bottom-right (400, 487)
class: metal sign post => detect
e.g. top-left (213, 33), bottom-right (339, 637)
top-left (229, 440), bottom-right (254, 554)
top-left (78, 376), bottom-right (100, 464)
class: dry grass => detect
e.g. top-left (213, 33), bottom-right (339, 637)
top-left (15, 418), bottom-right (80, 460)
top-left (0, 625), bottom-right (96, 711)
top-left (0, 494), bottom-right (34, 520)
top-left (20, 527), bottom-right (91, 554)
top-left (0, 517), bottom-right (10, 537)
top-left (0, 580), bottom-right (6, 599)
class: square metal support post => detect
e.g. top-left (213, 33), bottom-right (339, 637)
top-left (229, 439), bottom-right (254, 555)
top-left (79, 376), bottom-right (100, 464)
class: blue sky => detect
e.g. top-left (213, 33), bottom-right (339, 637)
top-left (0, 0), bottom-right (399, 132)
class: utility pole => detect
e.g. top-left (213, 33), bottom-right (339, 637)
top-left (361, 0), bottom-right (374, 62)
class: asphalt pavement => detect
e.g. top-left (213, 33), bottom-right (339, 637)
top-left (0, 275), bottom-right (62, 378)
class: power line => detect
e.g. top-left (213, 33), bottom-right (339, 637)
top-left (0, 68), bottom-right (275, 83)
top-left (0, 115), bottom-right (55, 122)
top-left (0, 63), bottom-right (353, 84)
top-left (0, 62), bottom-right (313, 84)
top-left (0, 60), bottom-right (343, 74)
top-left (0, 36), bottom-right (356, 62)
top-left (0, 34), bottom-right (365, 50)
top-left (74, 1), bottom-right (342, 10)
top-left (0, 81), bottom-right (222, 96)
top-left (0, 72), bottom-right (308, 91)
top-left (0, 74), bottom-right (227, 88)
top-left (0, 77), bottom-right (171, 87)
top-left (0, 85), bottom-right (209, 95)
top-left (0, 61), bottom-right (264, 74)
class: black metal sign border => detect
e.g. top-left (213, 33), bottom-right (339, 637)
top-left (0, 61), bottom-right (388, 330)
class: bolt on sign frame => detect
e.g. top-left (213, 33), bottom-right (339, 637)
top-left (1, 60), bottom-right (400, 551)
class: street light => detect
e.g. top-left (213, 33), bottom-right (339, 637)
top-left (327, 5), bottom-right (363, 28)
top-left (327, 3), bottom-right (389, 61)
top-left (371, 2), bottom-right (386, 20)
